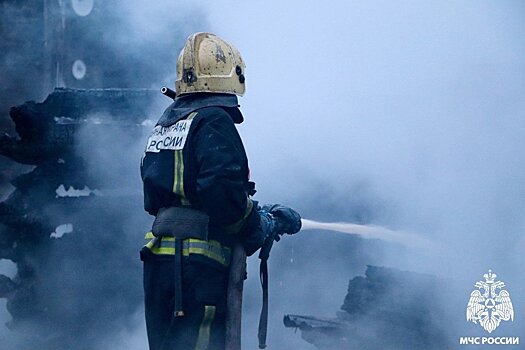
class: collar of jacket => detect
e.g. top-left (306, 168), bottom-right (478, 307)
top-left (157, 92), bottom-right (244, 127)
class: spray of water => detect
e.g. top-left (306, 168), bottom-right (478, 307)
top-left (301, 218), bottom-right (434, 249)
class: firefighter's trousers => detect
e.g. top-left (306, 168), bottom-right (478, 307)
top-left (141, 249), bottom-right (229, 350)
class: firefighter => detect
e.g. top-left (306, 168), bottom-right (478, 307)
top-left (140, 32), bottom-right (301, 350)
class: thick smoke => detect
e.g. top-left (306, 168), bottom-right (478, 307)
top-left (202, 0), bottom-right (525, 348)
top-left (2, 1), bottom-right (525, 349)
top-left (0, 1), bottom-right (203, 349)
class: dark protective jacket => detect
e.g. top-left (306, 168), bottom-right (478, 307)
top-left (140, 93), bottom-right (262, 262)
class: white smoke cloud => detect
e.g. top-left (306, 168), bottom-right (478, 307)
top-left (203, 0), bottom-right (525, 270)
top-left (201, 0), bottom-right (525, 347)
top-left (2, 0), bottom-right (525, 349)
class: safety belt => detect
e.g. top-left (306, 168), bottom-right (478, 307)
top-left (152, 206), bottom-right (210, 350)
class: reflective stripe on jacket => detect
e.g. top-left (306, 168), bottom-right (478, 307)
top-left (143, 232), bottom-right (231, 267)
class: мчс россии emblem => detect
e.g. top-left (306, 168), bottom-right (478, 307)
top-left (466, 270), bottom-right (514, 333)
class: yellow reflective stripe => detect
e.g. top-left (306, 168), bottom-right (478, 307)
top-left (145, 231), bottom-right (155, 239)
top-left (145, 236), bottom-right (159, 249)
top-left (194, 305), bottom-right (216, 350)
top-left (173, 150), bottom-right (184, 195)
top-left (187, 239), bottom-right (231, 265)
top-left (143, 236), bottom-right (231, 266)
top-left (224, 198), bottom-right (254, 234)
top-left (172, 112), bottom-right (197, 202)
top-left (189, 248), bottom-right (226, 266)
top-left (149, 247), bottom-right (177, 255)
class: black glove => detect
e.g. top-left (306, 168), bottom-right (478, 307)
top-left (241, 204), bottom-right (301, 256)
top-left (261, 204), bottom-right (302, 235)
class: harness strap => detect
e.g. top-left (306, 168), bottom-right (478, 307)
top-left (174, 239), bottom-right (184, 317)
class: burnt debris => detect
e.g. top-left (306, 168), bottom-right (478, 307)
top-left (284, 266), bottom-right (451, 350)
top-left (0, 88), bottom-right (163, 349)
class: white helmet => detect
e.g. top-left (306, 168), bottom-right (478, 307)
top-left (175, 32), bottom-right (246, 96)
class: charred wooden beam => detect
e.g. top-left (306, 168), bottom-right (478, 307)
top-left (0, 88), bottom-right (164, 349)
top-left (284, 266), bottom-right (451, 350)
